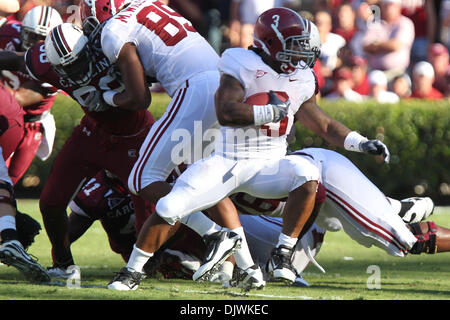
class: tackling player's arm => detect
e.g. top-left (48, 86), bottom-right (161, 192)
top-left (0, 50), bottom-right (26, 73)
top-left (12, 81), bottom-right (46, 107)
top-left (104, 43), bottom-right (151, 111)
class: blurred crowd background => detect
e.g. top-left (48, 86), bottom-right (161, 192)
top-left (6, 0), bottom-right (450, 102)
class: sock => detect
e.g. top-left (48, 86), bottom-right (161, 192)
top-left (387, 197), bottom-right (401, 215)
top-left (126, 244), bottom-right (153, 273)
top-left (0, 215), bottom-right (17, 243)
top-left (231, 226), bottom-right (255, 270)
top-left (180, 211), bottom-right (222, 237)
top-left (277, 233), bottom-right (297, 249)
top-left (221, 260), bottom-right (234, 280)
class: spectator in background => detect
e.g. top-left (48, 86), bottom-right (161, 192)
top-left (368, 70), bottom-right (400, 104)
top-left (228, 0), bottom-right (300, 49)
top-left (315, 9), bottom-right (346, 79)
top-left (401, 0), bottom-right (437, 64)
top-left (428, 43), bottom-right (450, 95)
top-left (362, 0), bottom-right (415, 82)
top-left (410, 61), bottom-right (444, 99)
top-left (6, 0), bottom-right (50, 21)
top-left (440, 0), bottom-right (450, 51)
top-left (333, 3), bottom-right (357, 43)
top-left (325, 67), bottom-right (364, 102)
top-left (391, 74), bottom-right (412, 99)
top-left (349, 56), bottom-right (370, 96)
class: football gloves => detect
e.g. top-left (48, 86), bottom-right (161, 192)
top-left (360, 140), bottom-right (390, 163)
top-left (268, 90), bottom-right (290, 123)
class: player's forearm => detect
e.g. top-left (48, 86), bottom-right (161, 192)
top-left (103, 87), bottom-right (151, 111)
top-left (0, 51), bottom-right (25, 73)
top-left (13, 87), bottom-right (44, 107)
top-left (216, 101), bottom-right (255, 127)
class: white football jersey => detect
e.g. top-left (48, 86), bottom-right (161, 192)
top-left (215, 48), bottom-right (316, 160)
top-left (101, 0), bottom-right (219, 97)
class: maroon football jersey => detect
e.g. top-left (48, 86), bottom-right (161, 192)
top-left (71, 171), bottom-right (135, 234)
top-left (0, 19), bottom-right (57, 116)
top-left (25, 40), bottom-right (153, 135)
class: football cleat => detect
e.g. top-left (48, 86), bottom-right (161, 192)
top-left (398, 197), bottom-right (434, 223)
top-left (107, 267), bottom-right (145, 291)
top-left (292, 274), bottom-right (310, 287)
top-left (47, 265), bottom-right (80, 279)
top-left (265, 245), bottom-right (297, 283)
top-left (192, 230), bottom-right (242, 281)
top-left (0, 240), bottom-right (50, 283)
top-left (235, 265), bottom-right (266, 291)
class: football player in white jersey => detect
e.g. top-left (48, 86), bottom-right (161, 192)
top-left (97, 0), bottom-right (250, 291)
top-left (107, 7), bottom-right (391, 291)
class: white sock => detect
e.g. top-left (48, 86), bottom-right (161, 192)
top-left (221, 260), bottom-right (234, 280)
top-left (0, 215), bottom-right (16, 233)
top-left (180, 211), bottom-right (222, 237)
top-left (277, 233), bottom-right (297, 249)
top-left (387, 197), bottom-right (401, 215)
top-left (231, 226), bottom-right (255, 270)
top-left (126, 244), bottom-right (153, 273)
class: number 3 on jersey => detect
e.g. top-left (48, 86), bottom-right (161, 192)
top-left (136, 2), bottom-right (196, 46)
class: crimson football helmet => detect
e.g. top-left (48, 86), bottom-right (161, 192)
top-left (45, 23), bottom-right (94, 85)
top-left (253, 7), bottom-right (317, 73)
top-left (80, 0), bottom-right (131, 38)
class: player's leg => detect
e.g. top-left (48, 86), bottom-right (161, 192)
top-left (241, 155), bottom-right (320, 283)
top-left (39, 124), bottom-right (99, 270)
top-left (0, 151), bottom-right (49, 282)
top-left (109, 154), bottom-right (241, 290)
top-left (307, 148), bottom-right (417, 256)
top-left (407, 221), bottom-right (450, 254)
top-left (7, 122), bottom-right (43, 185)
top-left (205, 198), bottom-right (264, 290)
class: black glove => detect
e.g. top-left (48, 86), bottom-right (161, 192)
top-left (15, 211), bottom-right (42, 250)
top-left (360, 140), bottom-right (390, 163)
top-left (268, 90), bottom-right (290, 123)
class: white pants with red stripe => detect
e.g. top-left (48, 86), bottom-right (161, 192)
top-left (155, 153), bottom-right (320, 225)
top-left (128, 70), bottom-right (220, 194)
top-left (239, 215), bottom-right (325, 275)
top-left (301, 148), bottom-right (417, 257)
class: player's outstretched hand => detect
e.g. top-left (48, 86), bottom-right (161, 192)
top-left (360, 140), bottom-right (390, 163)
top-left (268, 90), bottom-right (290, 123)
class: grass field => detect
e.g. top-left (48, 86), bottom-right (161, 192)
top-left (1, 200), bottom-right (450, 303)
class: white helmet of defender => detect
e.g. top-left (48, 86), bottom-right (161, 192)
top-left (308, 21), bottom-right (321, 67)
top-left (21, 5), bottom-right (63, 50)
top-left (45, 23), bottom-right (94, 85)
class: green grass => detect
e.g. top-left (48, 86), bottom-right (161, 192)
top-left (1, 200), bottom-right (449, 301)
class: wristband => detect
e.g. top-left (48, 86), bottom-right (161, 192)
top-left (253, 104), bottom-right (274, 125)
top-left (102, 90), bottom-right (118, 107)
top-left (344, 131), bottom-right (368, 152)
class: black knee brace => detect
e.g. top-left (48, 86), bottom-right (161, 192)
top-left (0, 182), bottom-right (16, 209)
top-left (409, 221), bottom-right (438, 254)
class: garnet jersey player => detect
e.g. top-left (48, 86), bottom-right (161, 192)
top-left (0, 6), bottom-right (62, 184)
top-left (68, 171), bottom-right (136, 263)
top-left (0, 23), bottom-right (156, 276)
top-left (0, 0), bottom-right (50, 284)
